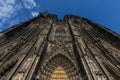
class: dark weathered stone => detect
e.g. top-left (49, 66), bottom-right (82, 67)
top-left (0, 13), bottom-right (119, 80)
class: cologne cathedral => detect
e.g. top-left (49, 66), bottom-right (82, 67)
top-left (0, 12), bottom-right (120, 80)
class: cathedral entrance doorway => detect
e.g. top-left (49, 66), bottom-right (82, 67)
top-left (40, 54), bottom-right (80, 80)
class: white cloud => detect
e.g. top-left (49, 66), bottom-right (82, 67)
top-left (0, 0), bottom-right (16, 19)
top-left (22, 0), bottom-right (36, 9)
top-left (31, 12), bottom-right (39, 17)
top-left (0, 0), bottom-right (37, 30)
top-left (0, 0), bottom-right (16, 27)
top-left (0, 0), bottom-right (37, 21)
top-left (0, 0), bottom-right (22, 27)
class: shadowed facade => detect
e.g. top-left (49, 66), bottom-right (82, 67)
top-left (0, 12), bottom-right (120, 80)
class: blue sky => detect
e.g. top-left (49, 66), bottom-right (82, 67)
top-left (0, 0), bottom-right (120, 34)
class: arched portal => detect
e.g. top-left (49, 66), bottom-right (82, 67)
top-left (40, 54), bottom-right (80, 80)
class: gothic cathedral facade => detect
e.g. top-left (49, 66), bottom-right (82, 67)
top-left (0, 13), bottom-right (120, 80)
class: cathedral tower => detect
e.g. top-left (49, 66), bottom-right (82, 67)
top-left (0, 12), bottom-right (120, 80)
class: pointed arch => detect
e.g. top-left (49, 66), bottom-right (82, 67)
top-left (40, 54), bottom-right (81, 80)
